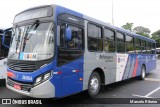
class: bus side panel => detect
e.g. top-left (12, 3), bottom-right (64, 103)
top-left (83, 51), bottom-right (117, 90)
top-left (122, 54), bottom-right (135, 80)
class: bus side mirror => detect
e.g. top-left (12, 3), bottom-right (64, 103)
top-left (2, 28), bottom-right (12, 49)
top-left (65, 27), bottom-right (72, 41)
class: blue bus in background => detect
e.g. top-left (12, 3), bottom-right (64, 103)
top-left (0, 28), bottom-right (11, 80)
top-left (5, 4), bottom-right (156, 98)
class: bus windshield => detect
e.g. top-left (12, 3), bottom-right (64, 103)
top-left (8, 22), bottom-right (54, 61)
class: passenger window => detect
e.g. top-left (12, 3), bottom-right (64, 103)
top-left (135, 38), bottom-right (141, 46)
top-left (116, 32), bottom-right (125, 53)
top-left (146, 42), bottom-right (151, 54)
top-left (135, 38), bottom-right (141, 54)
top-left (104, 28), bottom-right (115, 52)
top-left (60, 24), bottom-right (83, 50)
top-left (88, 23), bottom-right (103, 51)
top-left (116, 32), bottom-right (124, 43)
top-left (126, 35), bottom-right (134, 53)
top-left (104, 28), bottom-right (114, 41)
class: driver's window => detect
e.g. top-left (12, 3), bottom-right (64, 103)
top-left (60, 24), bottom-right (83, 50)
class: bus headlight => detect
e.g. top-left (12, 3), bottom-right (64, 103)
top-left (35, 77), bottom-right (42, 84)
top-left (34, 71), bottom-right (52, 86)
top-left (43, 72), bottom-right (51, 80)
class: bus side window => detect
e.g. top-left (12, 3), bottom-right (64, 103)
top-left (104, 28), bottom-right (115, 52)
top-left (59, 24), bottom-right (83, 50)
top-left (141, 40), bottom-right (147, 54)
top-left (116, 32), bottom-right (125, 53)
top-left (135, 38), bottom-right (142, 54)
top-left (151, 43), bottom-right (156, 54)
top-left (88, 23), bottom-right (103, 52)
top-left (126, 35), bottom-right (134, 53)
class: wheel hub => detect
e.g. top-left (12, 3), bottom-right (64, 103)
top-left (90, 76), bottom-right (99, 93)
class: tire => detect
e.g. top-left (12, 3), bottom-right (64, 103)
top-left (88, 72), bottom-right (101, 97)
top-left (140, 65), bottom-right (146, 80)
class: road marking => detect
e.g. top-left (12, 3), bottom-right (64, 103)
top-left (145, 87), bottom-right (160, 97)
top-left (133, 86), bottom-right (160, 98)
top-left (132, 94), bottom-right (152, 98)
top-left (145, 78), bottom-right (160, 82)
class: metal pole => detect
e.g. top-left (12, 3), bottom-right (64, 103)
top-left (111, 0), bottom-right (114, 25)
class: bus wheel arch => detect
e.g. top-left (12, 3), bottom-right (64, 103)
top-left (87, 68), bottom-right (105, 97)
top-left (93, 68), bottom-right (105, 85)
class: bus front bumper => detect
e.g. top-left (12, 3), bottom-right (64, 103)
top-left (6, 78), bottom-right (55, 98)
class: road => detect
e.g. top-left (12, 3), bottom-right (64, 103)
top-left (0, 59), bottom-right (160, 107)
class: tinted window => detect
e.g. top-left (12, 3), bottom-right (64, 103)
top-left (116, 32), bottom-right (124, 42)
top-left (117, 43), bottom-right (125, 53)
top-left (88, 38), bottom-right (103, 51)
top-left (88, 23), bottom-right (101, 38)
top-left (135, 38), bottom-right (141, 46)
top-left (88, 23), bottom-right (103, 51)
top-left (60, 24), bottom-right (83, 50)
top-left (104, 28), bottom-right (114, 40)
top-left (58, 23), bottom-right (84, 66)
top-left (126, 35), bottom-right (133, 44)
top-left (126, 44), bottom-right (134, 53)
top-left (104, 40), bottom-right (115, 52)
top-left (141, 40), bottom-right (146, 47)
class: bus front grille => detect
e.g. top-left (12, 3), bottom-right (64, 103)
top-left (7, 78), bottom-right (33, 92)
top-left (7, 62), bottom-right (37, 72)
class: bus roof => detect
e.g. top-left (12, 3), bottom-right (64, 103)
top-left (53, 4), bottom-right (155, 43)
top-left (14, 4), bottom-right (156, 43)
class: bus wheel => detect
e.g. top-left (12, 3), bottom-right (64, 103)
top-left (140, 65), bottom-right (146, 80)
top-left (88, 72), bottom-right (101, 97)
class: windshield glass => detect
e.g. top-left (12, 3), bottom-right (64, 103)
top-left (8, 22), bottom-right (54, 61)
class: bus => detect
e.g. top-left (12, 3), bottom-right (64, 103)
top-left (5, 4), bottom-right (156, 98)
top-left (0, 28), bottom-right (11, 79)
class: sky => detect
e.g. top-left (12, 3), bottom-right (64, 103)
top-left (0, 0), bottom-right (160, 33)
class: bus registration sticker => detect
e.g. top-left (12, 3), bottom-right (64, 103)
top-left (20, 52), bottom-right (37, 60)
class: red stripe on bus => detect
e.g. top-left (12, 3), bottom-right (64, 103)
top-left (132, 56), bottom-right (138, 77)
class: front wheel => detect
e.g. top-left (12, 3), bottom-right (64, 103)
top-left (140, 65), bottom-right (146, 80)
top-left (88, 72), bottom-right (101, 97)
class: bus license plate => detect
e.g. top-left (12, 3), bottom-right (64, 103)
top-left (14, 84), bottom-right (21, 90)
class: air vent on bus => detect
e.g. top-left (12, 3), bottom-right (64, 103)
top-left (7, 62), bottom-right (37, 72)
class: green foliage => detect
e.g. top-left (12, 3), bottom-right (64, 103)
top-left (121, 23), bottom-right (151, 38)
top-left (121, 23), bottom-right (133, 31)
top-left (133, 26), bottom-right (151, 38)
top-left (151, 30), bottom-right (160, 40)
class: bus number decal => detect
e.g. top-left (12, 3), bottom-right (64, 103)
top-left (20, 52), bottom-right (37, 60)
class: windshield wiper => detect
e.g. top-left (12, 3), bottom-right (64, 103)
top-left (24, 19), bottom-right (39, 40)
top-left (22, 20), bottom-right (40, 52)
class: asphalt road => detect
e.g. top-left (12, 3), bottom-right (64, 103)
top-left (0, 59), bottom-right (160, 107)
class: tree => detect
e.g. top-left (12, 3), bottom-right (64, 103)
top-left (121, 22), bottom-right (133, 31)
top-left (152, 30), bottom-right (160, 40)
top-left (133, 26), bottom-right (151, 38)
top-left (152, 30), bottom-right (160, 47)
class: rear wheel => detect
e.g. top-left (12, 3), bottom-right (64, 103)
top-left (140, 65), bottom-right (146, 80)
top-left (88, 72), bottom-right (101, 97)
